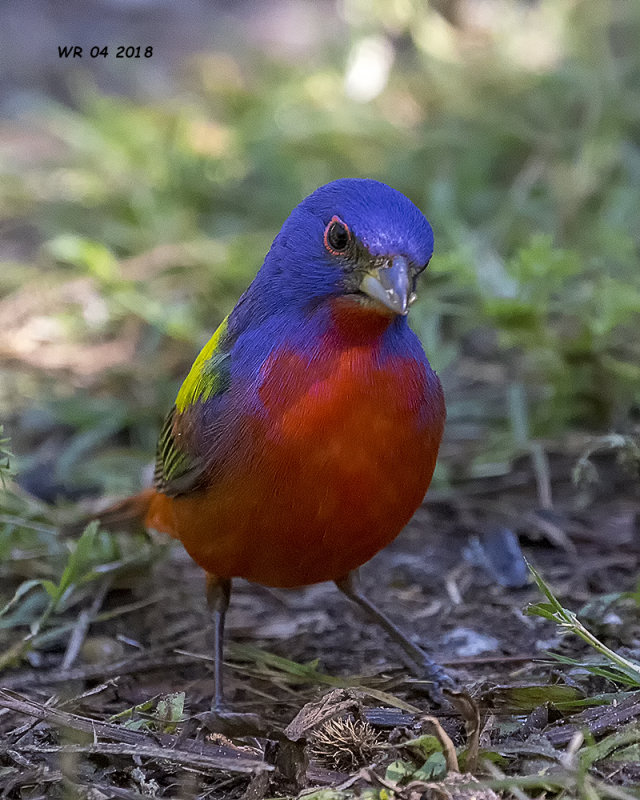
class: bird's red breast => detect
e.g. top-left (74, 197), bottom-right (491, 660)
top-left (146, 300), bottom-right (445, 588)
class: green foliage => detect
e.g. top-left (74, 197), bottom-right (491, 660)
top-left (384, 753), bottom-right (448, 787)
top-left (0, 511), bottom-right (155, 668)
top-left (35, 522), bottom-right (114, 613)
top-left (0, 3), bottom-right (638, 500)
top-left (2, 1), bottom-right (639, 491)
top-left (527, 563), bottom-right (640, 686)
top-left (0, 426), bottom-right (13, 488)
top-left (109, 692), bottom-right (186, 734)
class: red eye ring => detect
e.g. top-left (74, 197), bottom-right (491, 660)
top-left (324, 215), bottom-right (351, 255)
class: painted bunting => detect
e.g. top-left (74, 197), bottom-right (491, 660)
top-left (96, 179), bottom-right (448, 708)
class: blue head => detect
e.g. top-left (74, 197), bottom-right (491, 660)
top-left (253, 179), bottom-right (434, 318)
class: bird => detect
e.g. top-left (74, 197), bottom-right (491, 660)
top-left (91, 178), bottom-right (448, 711)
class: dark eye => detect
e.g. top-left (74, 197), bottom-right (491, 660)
top-left (324, 216), bottom-right (351, 255)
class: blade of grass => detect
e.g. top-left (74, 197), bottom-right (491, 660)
top-left (526, 563), bottom-right (640, 686)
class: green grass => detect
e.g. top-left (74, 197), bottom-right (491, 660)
top-left (2, 1), bottom-right (639, 492)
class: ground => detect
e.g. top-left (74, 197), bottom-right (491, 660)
top-left (1, 444), bottom-right (639, 798)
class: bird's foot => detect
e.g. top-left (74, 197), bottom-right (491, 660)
top-left (408, 656), bottom-right (456, 706)
top-left (196, 705), bottom-right (268, 737)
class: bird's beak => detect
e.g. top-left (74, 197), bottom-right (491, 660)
top-left (359, 255), bottom-right (414, 316)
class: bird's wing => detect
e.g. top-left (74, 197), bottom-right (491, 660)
top-left (153, 315), bottom-right (232, 497)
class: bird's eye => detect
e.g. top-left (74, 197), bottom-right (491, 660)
top-left (324, 216), bottom-right (351, 255)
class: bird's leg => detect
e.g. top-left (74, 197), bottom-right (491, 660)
top-left (335, 570), bottom-right (454, 696)
top-left (205, 573), bottom-right (231, 711)
top-left (199, 574), bottom-right (266, 736)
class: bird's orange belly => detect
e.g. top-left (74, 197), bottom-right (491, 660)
top-left (148, 348), bottom-right (444, 587)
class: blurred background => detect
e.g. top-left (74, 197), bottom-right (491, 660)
top-left (1, 0), bottom-right (639, 502)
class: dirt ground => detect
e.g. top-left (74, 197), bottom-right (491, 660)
top-left (1, 445), bottom-right (639, 798)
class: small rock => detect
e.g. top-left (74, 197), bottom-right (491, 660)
top-left (443, 628), bottom-right (499, 657)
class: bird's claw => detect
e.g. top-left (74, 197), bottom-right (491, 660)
top-left (196, 708), bottom-right (268, 737)
top-left (410, 657), bottom-right (457, 706)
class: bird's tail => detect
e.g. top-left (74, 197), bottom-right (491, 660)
top-left (64, 488), bottom-right (157, 537)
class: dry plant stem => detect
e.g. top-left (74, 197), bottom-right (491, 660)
top-left (0, 689), bottom-right (265, 773)
top-left (1, 652), bottom-right (197, 690)
top-left (68, 781), bottom-right (148, 800)
top-left (482, 758), bottom-right (531, 800)
top-left (530, 442), bottom-right (553, 510)
top-left (4, 742), bottom-right (267, 776)
top-left (360, 766), bottom-right (406, 795)
top-left (545, 691), bottom-right (640, 746)
top-left (421, 715), bottom-right (459, 773)
top-left (447, 691), bottom-right (480, 771)
top-left (61, 575), bottom-right (112, 670)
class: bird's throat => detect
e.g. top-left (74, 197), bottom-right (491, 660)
top-left (327, 295), bottom-right (396, 345)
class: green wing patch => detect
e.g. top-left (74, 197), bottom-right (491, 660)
top-left (153, 406), bottom-right (203, 494)
top-left (175, 315), bottom-right (231, 413)
top-left (154, 315), bottom-right (232, 495)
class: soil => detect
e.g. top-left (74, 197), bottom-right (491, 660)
top-left (1, 446), bottom-right (639, 798)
